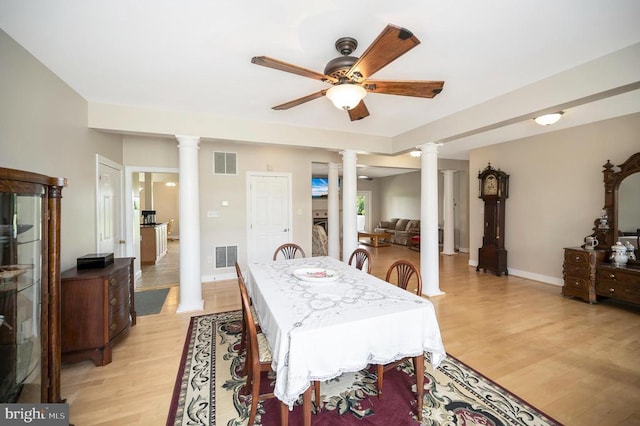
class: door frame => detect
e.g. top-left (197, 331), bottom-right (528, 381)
top-left (124, 165), bottom-right (179, 281)
top-left (357, 190), bottom-right (373, 232)
top-left (246, 171), bottom-right (292, 264)
top-left (96, 155), bottom-right (124, 256)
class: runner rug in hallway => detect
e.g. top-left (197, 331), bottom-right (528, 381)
top-left (134, 287), bottom-right (170, 316)
top-left (167, 311), bottom-right (561, 426)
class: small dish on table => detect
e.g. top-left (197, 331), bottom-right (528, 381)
top-left (293, 268), bottom-right (340, 283)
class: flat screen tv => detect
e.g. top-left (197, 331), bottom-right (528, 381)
top-left (312, 177), bottom-right (329, 198)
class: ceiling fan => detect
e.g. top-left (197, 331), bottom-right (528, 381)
top-left (251, 24), bottom-right (445, 121)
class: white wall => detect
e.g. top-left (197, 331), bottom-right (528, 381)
top-left (0, 29), bottom-right (123, 271)
top-left (469, 112), bottom-right (640, 285)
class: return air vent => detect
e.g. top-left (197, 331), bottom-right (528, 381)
top-left (215, 245), bottom-right (238, 269)
top-left (214, 152), bottom-right (237, 175)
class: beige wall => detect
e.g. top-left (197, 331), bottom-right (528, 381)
top-left (122, 136), bottom-right (343, 279)
top-left (469, 112), bottom-right (640, 284)
top-left (0, 29), bottom-right (123, 271)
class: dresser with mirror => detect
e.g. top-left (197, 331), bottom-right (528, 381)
top-left (562, 152), bottom-right (640, 305)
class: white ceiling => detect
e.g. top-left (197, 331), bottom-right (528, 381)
top-left (1, 1), bottom-right (639, 159)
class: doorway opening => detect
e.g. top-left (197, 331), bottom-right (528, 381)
top-left (124, 167), bottom-right (180, 289)
top-left (357, 191), bottom-right (372, 232)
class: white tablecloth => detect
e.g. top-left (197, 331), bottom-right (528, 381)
top-left (247, 256), bottom-right (446, 408)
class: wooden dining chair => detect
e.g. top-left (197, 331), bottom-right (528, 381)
top-left (384, 259), bottom-right (422, 295)
top-left (273, 243), bottom-right (306, 260)
top-left (238, 277), bottom-right (321, 423)
top-left (377, 260), bottom-right (423, 398)
top-left (238, 276), bottom-right (289, 425)
top-left (236, 262), bottom-right (262, 378)
top-left (348, 248), bottom-right (372, 273)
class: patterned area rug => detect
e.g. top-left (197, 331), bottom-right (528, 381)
top-left (167, 311), bottom-right (561, 426)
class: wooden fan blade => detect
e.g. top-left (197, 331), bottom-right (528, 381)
top-left (272, 90), bottom-right (327, 110)
top-left (348, 101), bottom-right (370, 121)
top-left (251, 56), bottom-right (337, 83)
top-left (363, 80), bottom-right (445, 98)
top-left (346, 24), bottom-right (420, 81)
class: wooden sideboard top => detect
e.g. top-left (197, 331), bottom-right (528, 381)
top-left (61, 257), bottom-right (134, 279)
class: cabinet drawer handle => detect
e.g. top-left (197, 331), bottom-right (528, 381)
top-left (609, 288), bottom-right (615, 293)
top-left (110, 323), bottom-right (117, 332)
top-left (110, 298), bottom-right (117, 306)
top-left (609, 274), bottom-right (616, 279)
top-left (573, 281), bottom-right (580, 287)
top-left (110, 278), bottom-right (117, 286)
top-left (575, 256), bottom-right (580, 261)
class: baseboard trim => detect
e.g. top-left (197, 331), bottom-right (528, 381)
top-left (467, 260), bottom-right (562, 286)
top-left (202, 271), bottom-right (236, 283)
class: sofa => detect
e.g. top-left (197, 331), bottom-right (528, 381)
top-left (374, 218), bottom-right (420, 246)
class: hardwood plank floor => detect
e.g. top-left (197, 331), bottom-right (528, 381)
top-left (60, 245), bottom-right (640, 425)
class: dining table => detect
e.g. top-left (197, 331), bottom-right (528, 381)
top-left (246, 255), bottom-right (446, 424)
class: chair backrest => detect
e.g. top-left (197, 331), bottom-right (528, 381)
top-left (348, 248), bottom-right (372, 273)
top-left (273, 243), bottom-right (306, 260)
top-left (238, 276), bottom-right (259, 368)
top-left (385, 260), bottom-right (422, 295)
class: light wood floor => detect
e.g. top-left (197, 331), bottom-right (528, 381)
top-left (60, 245), bottom-right (640, 425)
top-left (136, 239), bottom-right (180, 289)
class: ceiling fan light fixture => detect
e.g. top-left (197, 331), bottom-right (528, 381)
top-left (326, 83), bottom-right (366, 111)
top-left (534, 111), bottom-right (564, 126)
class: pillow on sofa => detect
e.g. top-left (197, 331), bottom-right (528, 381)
top-left (395, 219), bottom-right (410, 231)
top-left (380, 218), bottom-right (399, 229)
top-left (406, 220), bottom-right (420, 231)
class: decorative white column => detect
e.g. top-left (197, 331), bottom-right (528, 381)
top-left (328, 162), bottom-right (340, 259)
top-left (441, 170), bottom-right (457, 255)
top-left (341, 150), bottom-right (358, 262)
top-left (176, 135), bottom-right (204, 313)
top-left (420, 143), bottom-right (445, 297)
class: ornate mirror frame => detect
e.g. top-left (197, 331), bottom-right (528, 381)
top-left (595, 152), bottom-right (640, 255)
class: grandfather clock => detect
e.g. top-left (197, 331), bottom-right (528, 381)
top-left (476, 163), bottom-right (509, 276)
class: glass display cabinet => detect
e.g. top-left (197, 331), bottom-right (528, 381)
top-left (0, 167), bottom-right (66, 403)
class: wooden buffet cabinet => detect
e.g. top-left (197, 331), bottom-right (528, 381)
top-left (562, 248), bottom-right (606, 303)
top-left (60, 258), bottom-right (136, 366)
top-left (562, 152), bottom-right (640, 306)
top-left (595, 264), bottom-right (640, 304)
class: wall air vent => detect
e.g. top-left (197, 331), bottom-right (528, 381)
top-left (215, 245), bottom-right (238, 268)
top-left (214, 152), bottom-right (237, 175)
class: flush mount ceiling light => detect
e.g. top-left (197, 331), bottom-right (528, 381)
top-left (409, 150), bottom-right (422, 158)
top-left (534, 111), bottom-right (564, 126)
top-left (326, 83), bottom-right (367, 111)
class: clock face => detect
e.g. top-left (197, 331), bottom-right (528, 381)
top-left (484, 175), bottom-right (498, 195)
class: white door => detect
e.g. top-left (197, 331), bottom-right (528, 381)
top-left (248, 173), bottom-right (292, 263)
top-left (97, 158), bottom-right (124, 256)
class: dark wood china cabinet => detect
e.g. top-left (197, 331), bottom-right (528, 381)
top-left (562, 152), bottom-right (640, 305)
top-left (0, 167), bottom-right (66, 403)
